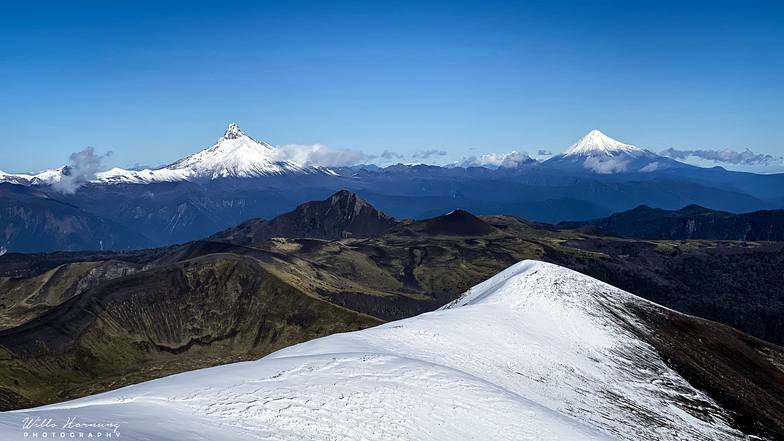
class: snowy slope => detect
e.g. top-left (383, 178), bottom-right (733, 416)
top-left (0, 261), bottom-right (747, 440)
top-left (0, 166), bottom-right (68, 186)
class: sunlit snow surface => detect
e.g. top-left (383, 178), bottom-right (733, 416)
top-left (0, 261), bottom-right (746, 440)
top-left (559, 129), bottom-right (644, 157)
top-left (96, 123), bottom-right (311, 183)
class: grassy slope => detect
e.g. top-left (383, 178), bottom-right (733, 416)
top-left (0, 255), bottom-right (381, 409)
top-left (0, 261), bottom-right (100, 329)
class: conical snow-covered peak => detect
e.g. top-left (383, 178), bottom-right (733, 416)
top-left (560, 130), bottom-right (644, 157)
top-left (1, 123), bottom-right (331, 187)
top-left (95, 124), bottom-right (333, 184)
top-left (161, 123), bottom-right (302, 179)
top-left (223, 122), bottom-right (244, 140)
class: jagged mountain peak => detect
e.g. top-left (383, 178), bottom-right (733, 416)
top-left (560, 130), bottom-right (644, 157)
top-left (166, 123), bottom-right (276, 172)
top-left (222, 122), bottom-right (244, 140)
top-left (270, 190), bottom-right (397, 239)
top-left (329, 189), bottom-right (360, 202)
top-left (327, 189), bottom-right (372, 214)
top-left (209, 190), bottom-right (398, 244)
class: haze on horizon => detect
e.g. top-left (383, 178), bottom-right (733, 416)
top-left (1, 0), bottom-right (782, 174)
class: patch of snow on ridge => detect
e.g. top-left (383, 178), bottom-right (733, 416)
top-left (0, 261), bottom-right (745, 441)
top-left (0, 166), bottom-right (69, 186)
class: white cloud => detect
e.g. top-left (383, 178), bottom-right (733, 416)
top-left (456, 151), bottom-right (533, 169)
top-left (583, 156), bottom-right (629, 174)
top-left (639, 162), bottom-right (659, 172)
top-left (53, 147), bottom-right (105, 194)
top-left (272, 143), bottom-right (370, 167)
top-left (413, 149), bottom-right (447, 159)
top-left (381, 150), bottom-right (405, 161)
top-left (660, 147), bottom-right (780, 165)
top-left (499, 152), bottom-right (537, 168)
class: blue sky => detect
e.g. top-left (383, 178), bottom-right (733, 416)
top-left (1, 0), bottom-right (782, 173)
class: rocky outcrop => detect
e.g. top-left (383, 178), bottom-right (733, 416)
top-left (209, 190), bottom-right (398, 244)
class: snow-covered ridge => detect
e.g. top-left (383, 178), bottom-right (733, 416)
top-left (0, 261), bottom-right (745, 440)
top-left (0, 166), bottom-right (68, 186)
top-left (560, 129), bottom-right (645, 157)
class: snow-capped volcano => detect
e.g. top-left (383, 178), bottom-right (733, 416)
top-left (560, 130), bottom-right (645, 157)
top-left (0, 261), bottom-right (752, 440)
top-left (543, 130), bottom-right (676, 174)
top-left (97, 123), bottom-right (322, 184)
top-left (164, 122), bottom-right (295, 178)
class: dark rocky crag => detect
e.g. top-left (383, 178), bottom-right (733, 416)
top-left (209, 190), bottom-right (398, 244)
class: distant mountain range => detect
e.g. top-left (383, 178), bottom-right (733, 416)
top-left (0, 183), bottom-right (158, 253)
top-left (1, 124), bottom-right (783, 252)
top-left (560, 204), bottom-right (784, 241)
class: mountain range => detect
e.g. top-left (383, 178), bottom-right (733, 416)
top-left (1, 124), bottom-right (783, 253)
top-left (560, 204), bottom-right (784, 241)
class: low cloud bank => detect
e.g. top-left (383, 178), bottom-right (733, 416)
top-left (583, 156), bottom-right (630, 174)
top-left (381, 150), bottom-right (405, 161)
top-left (272, 144), bottom-right (373, 167)
top-left (456, 151), bottom-right (535, 169)
top-left (413, 149), bottom-right (447, 159)
top-left (639, 162), bottom-right (660, 172)
top-left (660, 147), bottom-right (780, 165)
